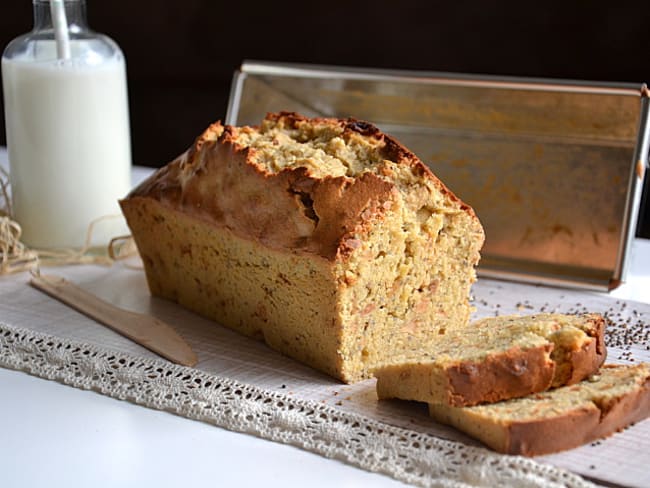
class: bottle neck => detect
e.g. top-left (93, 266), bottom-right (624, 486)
top-left (32, 0), bottom-right (88, 33)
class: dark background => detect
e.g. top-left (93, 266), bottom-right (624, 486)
top-left (1, 1), bottom-right (649, 237)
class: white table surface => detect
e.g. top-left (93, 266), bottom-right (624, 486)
top-left (1, 148), bottom-right (649, 488)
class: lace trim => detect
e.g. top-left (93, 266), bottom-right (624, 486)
top-left (0, 322), bottom-right (594, 488)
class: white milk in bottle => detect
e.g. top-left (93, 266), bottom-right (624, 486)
top-left (2, 0), bottom-right (131, 249)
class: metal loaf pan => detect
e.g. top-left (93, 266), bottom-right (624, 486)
top-left (226, 61), bottom-right (650, 291)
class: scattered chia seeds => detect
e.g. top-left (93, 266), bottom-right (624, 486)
top-left (471, 279), bottom-right (650, 362)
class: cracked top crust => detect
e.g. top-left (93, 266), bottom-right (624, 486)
top-left (125, 112), bottom-right (482, 262)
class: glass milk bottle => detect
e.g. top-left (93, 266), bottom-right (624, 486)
top-left (2, 0), bottom-right (132, 249)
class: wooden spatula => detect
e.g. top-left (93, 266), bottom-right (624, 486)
top-left (30, 274), bottom-right (198, 367)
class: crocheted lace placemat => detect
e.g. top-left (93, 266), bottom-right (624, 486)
top-left (1, 264), bottom-right (648, 488)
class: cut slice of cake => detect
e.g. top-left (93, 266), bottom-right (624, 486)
top-left (120, 112), bottom-right (484, 382)
top-left (428, 363), bottom-right (650, 456)
top-left (374, 313), bottom-right (606, 406)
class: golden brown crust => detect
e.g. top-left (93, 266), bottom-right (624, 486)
top-left (553, 314), bottom-right (606, 386)
top-left (126, 112), bottom-right (477, 262)
top-left (504, 372), bottom-right (650, 455)
top-left (544, 314), bottom-right (607, 390)
top-left (503, 406), bottom-right (602, 455)
top-left (446, 344), bottom-right (555, 406)
top-left (128, 136), bottom-right (394, 261)
top-left (270, 112), bottom-right (479, 218)
top-left (428, 364), bottom-right (650, 456)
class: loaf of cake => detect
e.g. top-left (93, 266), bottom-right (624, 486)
top-left (428, 363), bottom-right (650, 456)
top-left (120, 112), bottom-right (485, 382)
top-left (374, 313), bottom-right (606, 406)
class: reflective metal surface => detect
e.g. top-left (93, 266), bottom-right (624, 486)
top-left (226, 61), bottom-right (650, 291)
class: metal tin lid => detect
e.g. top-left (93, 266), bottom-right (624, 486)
top-left (227, 61), bottom-right (650, 291)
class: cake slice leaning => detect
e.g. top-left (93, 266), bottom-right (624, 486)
top-left (428, 363), bottom-right (650, 456)
top-left (374, 313), bottom-right (606, 407)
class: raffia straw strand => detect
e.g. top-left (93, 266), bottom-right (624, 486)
top-left (0, 167), bottom-right (38, 274)
top-left (34, 214), bottom-right (120, 267)
top-left (108, 234), bottom-right (137, 261)
top-left (0, 216), bottom-right (40, 274)
top-left (0, 168), bottom-right (139, 275)
top-left (0, 215), bottom-right (140, 275)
